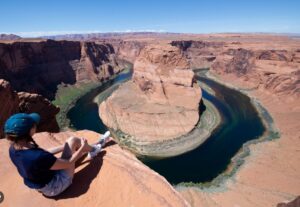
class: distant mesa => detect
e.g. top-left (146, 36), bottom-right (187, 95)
top-left (0, 33), bottom-right (21, 40)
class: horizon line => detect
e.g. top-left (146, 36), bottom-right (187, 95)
top-left (1, 30), bottom-right (300, 38)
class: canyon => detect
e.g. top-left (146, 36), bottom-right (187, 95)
top-left (0, 33), bottom-right (299, 207)
top-left (0, 39), bottom-right (124, 100)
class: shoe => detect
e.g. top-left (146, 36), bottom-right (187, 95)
top-left (99, 131), bottom-right (110, 147)
top-left (87, 144), bottom-right (102, 159)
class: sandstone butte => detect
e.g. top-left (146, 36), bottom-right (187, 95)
top-left (99, 44), bottom-right (202, 142)
top-left (0, 130), bottom-right (190, 207)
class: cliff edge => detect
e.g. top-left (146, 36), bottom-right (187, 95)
top-left (0, 130), bottom-right (190, 207)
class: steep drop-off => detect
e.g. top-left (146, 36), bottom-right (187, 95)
top-left (0, 39), bottom-right (123, 100)
top-left (0, 130), bottom-right (190, 207)
top-left (110, 40), bottom-right (146, 62)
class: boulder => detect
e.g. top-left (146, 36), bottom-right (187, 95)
top-left (0, 79), bottom-right (59, 138)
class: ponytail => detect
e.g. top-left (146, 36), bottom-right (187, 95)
top-left (28, 136), bottom-right (39, 148)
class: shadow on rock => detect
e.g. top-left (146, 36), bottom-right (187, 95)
top-left (50, 150), bottom-right (107, 200)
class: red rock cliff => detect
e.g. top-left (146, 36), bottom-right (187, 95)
top-left (0, 40), bottom-right (123, 100)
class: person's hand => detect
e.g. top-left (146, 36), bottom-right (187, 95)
top-left (80, 137), bottom-right (90, 153)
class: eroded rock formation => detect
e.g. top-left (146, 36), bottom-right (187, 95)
top-left (0, 130), bottom-right (190, 207)
top-left (0, 40), bottom-right (123, 99)
top-left (110, 40), bottom-right (146, 62)
top-left (171, 40), bottom-right (224, 69)
top-left (211, 48), bottom-right (300, 97)
top-left (100, 44), bottom-right (202, 141)
top-left (0, 79), bottom-right (59, 138)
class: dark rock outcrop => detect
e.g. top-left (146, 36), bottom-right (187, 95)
top-left (18, 92), bottom-right (60, 133)
top-left (0, 79), bottom-right (59, 138)
top-left (0, 79), bottom-right (19, 138)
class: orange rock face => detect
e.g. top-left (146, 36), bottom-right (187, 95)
top-left (111, 40), bottom-right (145, 62)
top-left (0, 130), bottom-right (190, 207)
top-left (211, 48), bottom-right (300, 98)
top-left (100, 44), bottom-right (202, 141)
top-left (0, 40), bottom-right (123, 100)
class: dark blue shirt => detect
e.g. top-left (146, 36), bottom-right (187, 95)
top-left (9, 145), bottom-right (57, 189)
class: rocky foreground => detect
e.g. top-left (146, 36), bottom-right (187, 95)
top-left (100, 44), bottom-right (202, 142)
top-left (0, 130), bottom-right (190, 207)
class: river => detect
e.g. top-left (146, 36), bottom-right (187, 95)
top-left (67, 69), bottom-right (265, 184)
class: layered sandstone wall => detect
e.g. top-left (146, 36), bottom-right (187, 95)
top-left (171, 40), bottom-right (224, 69)
top-left (0, 40), bottom-right (123, 100)
top-left (111, 40), bottom-right (146, 62)
top-left (211, 48), bottom-right (300, 98)
top-left (172, 40), bottom-right (300, 98)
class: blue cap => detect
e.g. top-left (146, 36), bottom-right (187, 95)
top-left (4, 113), bottom-right (40, 136)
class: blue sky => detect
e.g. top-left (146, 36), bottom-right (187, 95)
top-left (1, 0), bottom-right (299, 37)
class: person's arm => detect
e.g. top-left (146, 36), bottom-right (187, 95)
top-left (47, 145), bottom-right (64, 154)
top-left (50, 138), bottom-right (90, 170)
